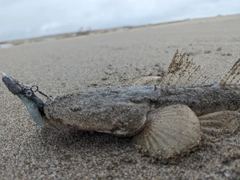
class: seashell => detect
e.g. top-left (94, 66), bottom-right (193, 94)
top-left (132, 104), bottom-right (201, 159)
top-left (199, 111), bottom-right (240, 141)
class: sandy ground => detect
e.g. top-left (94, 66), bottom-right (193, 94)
top-left (0, 14), bottom-right (240, 179)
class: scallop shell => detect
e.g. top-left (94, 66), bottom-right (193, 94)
top-left (132, 104), bottom-right (201, 159)
top-left (199, 111), bottom-right (240, 141)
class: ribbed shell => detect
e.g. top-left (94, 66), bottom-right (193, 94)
top-left (199, 111), bottom-right (240, 141)
top-left (132, 104), bottom-right (201, 159)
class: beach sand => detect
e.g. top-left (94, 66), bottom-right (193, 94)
top-left (0, 14), bottom-right (240, 179)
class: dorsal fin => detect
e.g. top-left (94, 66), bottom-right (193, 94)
top-left (220, 58), bottom-right (240, 87)
top-left (160, 50), bottom-right (214, 90)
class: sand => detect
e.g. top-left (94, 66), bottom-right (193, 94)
top-left (0, 14), bottom-right (240, 179)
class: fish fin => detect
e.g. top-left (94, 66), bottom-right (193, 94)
top-left (132, 104), bottom-right (201, 160)
top-left (132, 76), bottom-right (162, 86)
top-left (199, 111), bottom-right (240, 142)
top-left (160, 50), bottom-right (214, 92)
top-left (220, 58), bottom-right (240, 87)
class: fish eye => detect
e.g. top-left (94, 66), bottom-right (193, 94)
top-left (25, 89), bottom-right (32, 97)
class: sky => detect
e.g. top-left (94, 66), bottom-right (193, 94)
top-left (0, 0), bottom-right (239, 41)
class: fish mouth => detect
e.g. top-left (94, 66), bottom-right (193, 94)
top-left (1, 72), bottom-right (26, 95)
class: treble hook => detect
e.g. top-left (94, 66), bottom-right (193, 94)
top-left (30, 85), bottom-right (54, 101)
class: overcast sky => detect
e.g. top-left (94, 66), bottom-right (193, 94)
top-left (0, 0), bottom-right (239, 41)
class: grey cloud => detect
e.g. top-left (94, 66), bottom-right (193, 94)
top-left (0, 0), bottom-right (239, 41)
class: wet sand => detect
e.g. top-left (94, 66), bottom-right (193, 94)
top-left (0, 14), bottom-right (240, 179)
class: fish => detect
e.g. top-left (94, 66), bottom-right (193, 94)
top-left (1, 51), bottom-right (240, 160)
